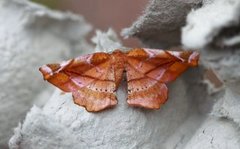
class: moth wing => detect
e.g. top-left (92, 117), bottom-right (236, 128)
top-left (126, 48), bottom-right (199, 109)
top-left (39, 52), bottom-right (122, 112)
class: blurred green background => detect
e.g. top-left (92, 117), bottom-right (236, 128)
top-left (31, 0), bottom-right (60, 9)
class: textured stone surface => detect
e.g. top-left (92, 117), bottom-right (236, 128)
top-left (91, 29), bottom-right (123, 52)
top-left (0, 0), bottom-right (91, 147)
top-left (122, 0), bottom-right (202, 48)
top-left (123, 0), bottom-right (240, 49)
top-left (182, 0), bottom-right (240, 49)
top-left (184, 116), bottom-right (240, 149)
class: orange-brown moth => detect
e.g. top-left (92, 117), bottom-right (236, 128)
top-left (39, 48), bottom-right (199, 112)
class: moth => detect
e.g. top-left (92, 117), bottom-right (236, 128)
top-left (39, 48), bottom-right (199, 112)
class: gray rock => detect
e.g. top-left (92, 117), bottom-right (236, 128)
top-left (184, 116), bottom-right (240, 149)
top-left (122, 0), bottom-right (202, 48)
top-left (0, 0), bottom-right (91, 147)
top-left (123, 0), bottom-right (240, 49)
top-left (182, 0), bottom-right (240, 49)
top-left (91, 29), bottom-right (123, 52)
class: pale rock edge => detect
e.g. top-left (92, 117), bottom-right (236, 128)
top-left (0, 0), bottom-right (92, 148)
top-left (182, 0), bottom-right (240, 49)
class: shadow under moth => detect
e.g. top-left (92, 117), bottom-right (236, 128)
top-left (39, 48), bottom-right (199, 112)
